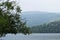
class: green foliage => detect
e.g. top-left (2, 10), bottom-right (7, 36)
top-left (31, 21), bottom-right (60, 33)
top-left (0, 0), bottom-right (31, 37)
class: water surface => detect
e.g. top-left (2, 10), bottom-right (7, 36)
top-left (1, 33), bottom-right (60, 40)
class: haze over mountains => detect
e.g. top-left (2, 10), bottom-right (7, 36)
top-left (21, 11), bottom-right (60, 27)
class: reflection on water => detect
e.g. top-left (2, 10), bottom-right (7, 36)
top-left (0, 33), bottom-right (60, 40)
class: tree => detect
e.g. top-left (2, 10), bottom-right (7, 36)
top-left (0, 0), bottom-right (31, 37)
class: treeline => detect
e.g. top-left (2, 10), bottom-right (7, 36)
top-left (31, 21), bottom-right (60, 33)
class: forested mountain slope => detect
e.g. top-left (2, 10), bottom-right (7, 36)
top-left (22, 11), bottom-right (60, 27)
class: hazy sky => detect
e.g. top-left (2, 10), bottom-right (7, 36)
top-left (18, 0), bottom-right (60, 12)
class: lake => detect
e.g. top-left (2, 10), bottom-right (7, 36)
top-left (0, 33), bottom-right (60, 40)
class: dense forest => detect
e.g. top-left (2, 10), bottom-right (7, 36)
top-left (31, 21), bottom-right (60, 33)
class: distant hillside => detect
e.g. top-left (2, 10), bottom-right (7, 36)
top-left (31, 21), bottom-right (60, 33)
top-left (21, 11), bottom-right (60, 27)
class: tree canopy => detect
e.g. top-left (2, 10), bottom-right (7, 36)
top-left (0, 0), bottom-right (31, 37)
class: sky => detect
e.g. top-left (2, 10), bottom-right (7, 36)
top-left (17, 0), bottom-right (60, 13)
top-left (1, 0), bottom-right (60, 13)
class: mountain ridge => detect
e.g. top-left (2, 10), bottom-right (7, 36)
top-left (21, 11), bottom-right (60, 27)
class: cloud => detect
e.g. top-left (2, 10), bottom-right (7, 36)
top-left (20, 0), bottom-right (60, 12)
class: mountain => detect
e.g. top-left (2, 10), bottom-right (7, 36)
top-left (31, 21), bottom-right (60, 33)
top-left (21, 11), bottom-right (60, 27)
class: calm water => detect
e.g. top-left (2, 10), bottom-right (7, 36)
top-left (1, 33), bottom-right (60, 40)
